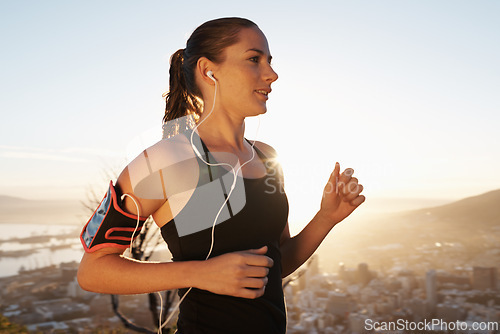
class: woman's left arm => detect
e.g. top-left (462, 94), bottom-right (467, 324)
top-left (279, 162), bottom-right (365, 278)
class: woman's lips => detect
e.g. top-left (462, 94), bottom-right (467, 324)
top-left (255, 89), bottom-right (270, 100)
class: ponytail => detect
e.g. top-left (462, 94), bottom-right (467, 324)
top-left (163, 49), bottom-right (202, 123)
top-left (163, 18), bottom-right (258, 124)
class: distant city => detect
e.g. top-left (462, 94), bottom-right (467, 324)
top-left (285, 257), bottom-right (499, 333)
top-left (0, 256), bottom-right (498, 333)
top-left (1, 189), bottom-right (499, 333)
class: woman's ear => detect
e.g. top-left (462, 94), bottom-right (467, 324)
top-left (196, 57), bottom-right (216, 85)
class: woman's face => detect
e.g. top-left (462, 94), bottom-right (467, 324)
top-left (212, 27), bottom-right (278, 118)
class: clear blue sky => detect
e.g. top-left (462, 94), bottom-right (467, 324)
top-left (1, 0), bottom-right (499, 226)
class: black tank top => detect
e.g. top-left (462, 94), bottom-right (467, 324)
top-left (161, 134), bottom-right (289, 334)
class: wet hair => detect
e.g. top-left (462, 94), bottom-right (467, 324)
top-left (163, 17), bottom-right (258, 123)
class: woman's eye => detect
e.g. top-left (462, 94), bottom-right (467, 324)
top-left (249, 56), bottom-right (259, 63)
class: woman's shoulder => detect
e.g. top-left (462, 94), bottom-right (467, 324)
top-left (115, 134), bottom-right (199, 217)
top-left (125, 134), bottom-right (197, 180)
top-left (252, 140), bottom-right (285, 182)
top-left (132, 134), bottom-right (195, 166)
top-left (252, 140), bottom-right (279, 159)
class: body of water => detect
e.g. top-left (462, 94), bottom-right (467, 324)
top-left (0, 223), bottom-right (83, 277)
top-left (0, 223), bottom-right (170, 277)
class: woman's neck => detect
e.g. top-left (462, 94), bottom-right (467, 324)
top-left (196, 109), bottom-right (247, 151)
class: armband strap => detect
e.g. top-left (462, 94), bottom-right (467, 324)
top-left (80, 181), bottom-right (147, 253)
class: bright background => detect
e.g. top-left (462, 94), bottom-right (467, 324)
top-left (1, 0), bottom-right (499, 232)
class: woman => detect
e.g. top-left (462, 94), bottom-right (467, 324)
top-left (78, 17), bottom-right (365, 334)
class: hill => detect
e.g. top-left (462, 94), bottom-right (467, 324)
top-left (317, 189), bottom-right (500, 273)
top-left (0, 195), bottom-right (35, 203)
top-left (0, 195), bottom-right (86, 225)
top-left (403, 189), bottom-right (500, 227)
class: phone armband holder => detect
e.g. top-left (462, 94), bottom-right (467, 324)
top-left (80, 181), bottom-right (147, 253)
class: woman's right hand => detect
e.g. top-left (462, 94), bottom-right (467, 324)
top-left (195, 246), bottom-right (273, 299)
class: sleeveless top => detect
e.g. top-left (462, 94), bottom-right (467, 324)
top-left (160, 133), bottom-right (289, 334)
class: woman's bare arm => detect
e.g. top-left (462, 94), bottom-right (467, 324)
top-left (279, 212), bottom-right (339, 278)
top-left (254, 139), bottom-right (366, 278)
top-left (78, 247), bottom-right (201, 294)
top-left (279, 163), bottom-right (365, 277)
top-left (78, 243), bottom-right (273, 298)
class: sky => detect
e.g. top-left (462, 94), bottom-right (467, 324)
top-left (1, 0), bottom-right (499, 229)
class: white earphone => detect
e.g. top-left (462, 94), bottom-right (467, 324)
top-left (155, 66), bottom-right (261, 332)
top-left (157, 67), bottom-right (260, 331)
top-left (207, 70), bottom-right (216, 82)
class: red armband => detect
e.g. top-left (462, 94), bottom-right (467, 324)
top-left (80, 181), bottom-right (147, 253)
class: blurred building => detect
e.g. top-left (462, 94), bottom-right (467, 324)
top-left (357, 263), bottom-right (372, 286)
top-left (472, 266), bottom-right (498, 291)
top-left (326, 291), bottom-right (356, 317)
top-left (406, 297), bottom-right (430, 321)
top-left (348, 312), bottom-right (370, 334)
top-left (426, 269), bottom-right (437, 314)
top-left (338, 262), bottom-right (357, 284)
top-left (436, 300), bottom-right (465, 322)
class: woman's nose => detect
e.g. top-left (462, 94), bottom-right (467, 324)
top-left (265, 64), bottom-right (278, 84)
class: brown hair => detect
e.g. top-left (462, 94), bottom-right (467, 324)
top-left (163, 17), bottom-right (258, 123)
